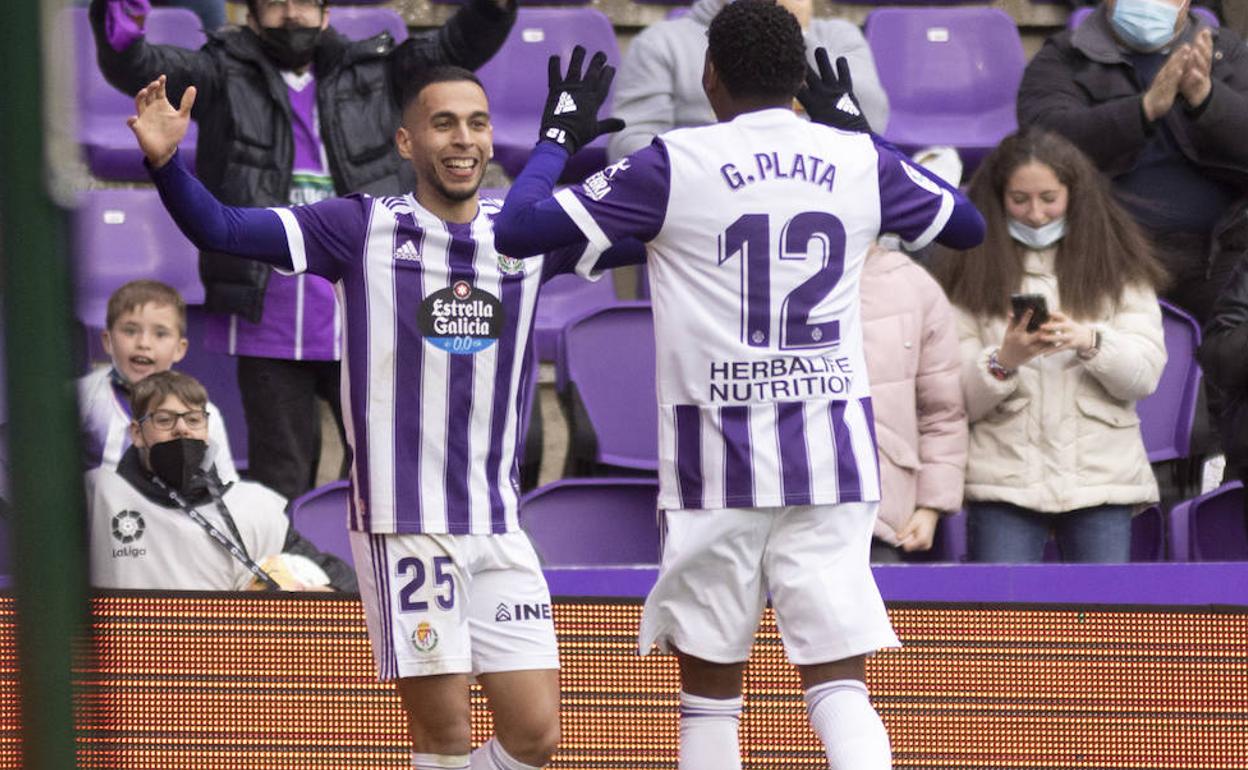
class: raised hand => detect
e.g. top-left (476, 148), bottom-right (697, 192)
top-left (1180, 28), bottom-right (1214, 108)
top-left (1142, 45), bottom-right (1190, 121)
top-left (796, 48), bottom-right (872, 133)
top-left (539, 45), bottom-right (625, 155)
top-left (126, 75), bottom-right (196, 169)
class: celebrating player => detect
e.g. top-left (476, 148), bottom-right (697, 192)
top-left (126, 66), bottom-right (641, 770)
top-left (493, 2), bottom-right (984, 768)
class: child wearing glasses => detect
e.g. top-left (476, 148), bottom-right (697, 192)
top-left (86, 369), bottom-right (355, 591)
top-left (78, 280), bottom-right (240, 481)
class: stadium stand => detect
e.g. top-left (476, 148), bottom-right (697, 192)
top-left (1168, 482), bottom-right (1246, 561)
top-left (326, 4), bottom-right (408, 41)
top-left (72, 188), bottom-right (204, 329)
top-left (476, 7), bottom-right (620, 182)
top-left (1136, 300), bottom-right (1203, 464)
top-left (66, 7), bottom-right (205, 181)
top-left (519, 477), bottom-right (661, 566)
top-left (289, 480), bottom-right (354, 567)
top-left (865, 6), bottom-right (1025, 171)
top-left (555, 302), bottom-right (658, 476)
top-left (532, 274), bottom-right (618, 362)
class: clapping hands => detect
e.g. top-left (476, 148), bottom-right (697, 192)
top-left (1143, 27), bottom-right (1214, 121)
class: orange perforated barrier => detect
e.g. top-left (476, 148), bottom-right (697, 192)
top-left (0, 595), bottom-right (1244, 768)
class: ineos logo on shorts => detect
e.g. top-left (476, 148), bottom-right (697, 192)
top-left (418, 282), bottom-right (506, 355)
top-left (495, 602), bottom-right (552, 622)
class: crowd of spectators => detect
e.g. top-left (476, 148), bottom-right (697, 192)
top-left (3, 0), bottom-right (1243, 595)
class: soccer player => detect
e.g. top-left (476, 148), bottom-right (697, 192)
top-left (126, 64), bottom-right (640, 769)
top-left (493, 2), bottom-right (985, 768)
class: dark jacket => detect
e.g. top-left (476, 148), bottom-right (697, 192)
top-left (1017, 6), bottom-right (1248, 270)
top-left (1199, 257), bottom-right (1248, 480)
top-left (89, 0), bottom-right (515, 322)
top-left (116, 446), bottom-right (358, 592)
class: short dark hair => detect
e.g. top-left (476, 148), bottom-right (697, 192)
top-left (106, 280), bottom-right (187, 337)
top-left (706, 0), bottom-right (807, 102)
top-left (131, 370), bottom-right (208, 420)
top-left (396, 65), bottom-right (484, 113)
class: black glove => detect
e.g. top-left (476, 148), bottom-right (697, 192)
top-left (797, 48), bottom-right (872, 134)
top-left (539, 45), bottom-right (626, 155)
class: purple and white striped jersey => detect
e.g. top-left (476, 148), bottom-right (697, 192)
top-left (554, 109), bottom-right (955, 511)
top-left (272, 194), bottom-right (582, 534)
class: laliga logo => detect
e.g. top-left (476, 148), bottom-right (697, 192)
top-left (412, 621), bottom-right (439, 653)
top-left (111, 510), bottom-right (146, 544)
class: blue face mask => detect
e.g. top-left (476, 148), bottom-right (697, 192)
top-left (1008, 217), bottom-right (1067, 250)
top-left (1112, 0), bottom-right (1181, 52)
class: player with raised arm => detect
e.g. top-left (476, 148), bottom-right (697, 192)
top-left (493, 2), bottom-right (984, 768)
top-left (126, 63), bottom-right (641, 770)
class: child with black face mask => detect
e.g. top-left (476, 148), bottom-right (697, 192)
top-left (85, 370), bottom-right (356, 592)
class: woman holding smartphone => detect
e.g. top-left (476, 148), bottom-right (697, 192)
top-left (930, 127), bottom-right (1167, 563)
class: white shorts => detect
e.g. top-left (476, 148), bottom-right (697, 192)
top-left (351, 530), bottom-right (560, 681)
top-left (640, 501), bottom-right (899, 665)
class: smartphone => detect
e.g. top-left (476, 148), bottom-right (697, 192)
top-left (1010, 293), bottom-right (1049, 332)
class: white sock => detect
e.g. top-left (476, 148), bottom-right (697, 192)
top-left (411, 753), bottom-right (469, 770)
top-left (469, 738), bottom-right (541, 770)
top-left (678, 691), bottom-right (743, 770)
top-left (804, 679), bottom-right (892, 770)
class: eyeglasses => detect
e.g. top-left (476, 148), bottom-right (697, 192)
top-left (260, 0), bottom-right (325, 9)
top-left (139, 409), bottom-right (210, 431)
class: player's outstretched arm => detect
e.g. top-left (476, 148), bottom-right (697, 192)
top-left (496, 46), bottom-right (627, 257)
top-left (128, 76), bottom-right (294, 269)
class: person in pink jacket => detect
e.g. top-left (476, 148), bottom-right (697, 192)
top-left (861, 241), bottom-right (968, 562)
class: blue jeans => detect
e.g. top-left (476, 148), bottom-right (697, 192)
top-left (967, 501), bottom-right (1133, 563)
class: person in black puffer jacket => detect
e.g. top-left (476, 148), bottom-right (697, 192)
top-left (1199, 254), bottom-right (1248, 504)
top-left (88, 0), bottom-right (516, 501)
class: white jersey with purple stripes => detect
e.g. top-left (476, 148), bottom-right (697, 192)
top-left (272, 194), bottom-right (579, 535)
top-left (554, 108), bottom-right (955, 511)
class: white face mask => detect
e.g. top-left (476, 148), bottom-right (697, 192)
top-left (1008, 216), bottom-right (1067, 249)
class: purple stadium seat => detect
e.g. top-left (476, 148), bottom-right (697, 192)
top-left (533, 274), bottom-right (618, 362)
top-left (289, 481), bottom-right (353, 568)
top-left (72, 188), bottom-right (204, 328)
top-left (1069, 5), bottom-right (1219, 29)
top-left (66, 7), bottom-right (204, 181)
top-left (1168, 482), bottom-right (1245, 562)
top-left (1130, 504), bottom-right (1166, 562)
top-left (177, 306), bottom-right (248, 471)
top-left (865, 7), bottom-right (1025, 170)
top-left (1136, 300), bottom-right (1202, 463)
top-left (556, 302), bottom-right (658, 473)
top-left (476, 8), bottom-right (619, 182)
top-left (519, 478), bottom-right (660, 566)
top-left (328, 6), bottom-right (408, 42)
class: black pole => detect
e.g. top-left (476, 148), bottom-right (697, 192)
top-left (0, 2), bottom-right (89, 768)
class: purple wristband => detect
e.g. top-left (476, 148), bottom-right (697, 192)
top-left (104, 0), bottom-right (152, 52)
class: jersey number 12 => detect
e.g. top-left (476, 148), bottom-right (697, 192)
top-left (718, 211), bottom-right (846, 350)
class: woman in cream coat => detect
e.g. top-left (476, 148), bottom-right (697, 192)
top-left (931, 128), bottom-right (1168, 563)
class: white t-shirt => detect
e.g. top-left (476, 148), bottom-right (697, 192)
top-left (86, 468), bottom-right (289, 591)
